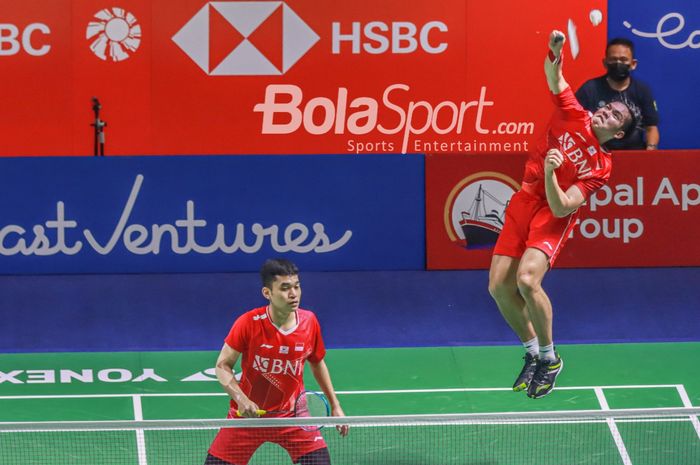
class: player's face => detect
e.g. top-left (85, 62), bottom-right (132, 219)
top-left (591, 101), bottom-right (630, 136)
top-left (266, 274), bottom-right (301, 312)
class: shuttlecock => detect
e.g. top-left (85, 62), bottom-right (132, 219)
top-left (590, 9), bottom-right (603, 26)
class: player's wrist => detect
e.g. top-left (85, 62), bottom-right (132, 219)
top-left (646, 144), bottom-right (658, 149)
top-left (547, 50), bottom-right (561, 64)
top-left (228, 386), bottom-right (245, 401)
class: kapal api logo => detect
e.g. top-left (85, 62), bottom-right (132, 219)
top-left (172, 1), bottom-right (319, 75)
top-left (86, 7), bottom-right (141, 61)
top-left (444, 172), bottom-right (519, 250)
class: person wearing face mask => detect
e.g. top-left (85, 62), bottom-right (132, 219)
top-left (575, 38), bottom-right (659, 151)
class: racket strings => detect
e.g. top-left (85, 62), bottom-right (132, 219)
top-left (295, 391), bottom-right (329, 417)
top-left (306, 393), bottom-right (330, 417)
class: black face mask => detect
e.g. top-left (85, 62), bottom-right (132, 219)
top-left (606, 62), bottom-right (631, 82)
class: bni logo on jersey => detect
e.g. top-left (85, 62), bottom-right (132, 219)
top-left (172, 1), bottom-right (319, 76)
top-left (252, 355), bottom-right (271, 372)
top-left (252, 356), bottom-right (302, 375)
top-left (444, 172), bottom-right (520, 250)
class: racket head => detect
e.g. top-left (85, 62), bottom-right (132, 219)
top-left (294, 390), bottom-right (330, 431)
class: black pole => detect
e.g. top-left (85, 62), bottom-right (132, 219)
top-left (92, 98), bottom-right (99, 156)
top-left (91, 97), bottom-right (106, 156)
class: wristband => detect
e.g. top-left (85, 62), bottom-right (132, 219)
top-left (548, 50), bottom-right (562, 64)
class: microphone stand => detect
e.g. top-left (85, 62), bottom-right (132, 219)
top-left (91, 97), bottom-right (107, 156)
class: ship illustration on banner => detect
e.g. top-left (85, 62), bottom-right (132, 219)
top-left (458, 184), bottom-right (508, 248)
top-left (444, 172), bottom-right (520, 250)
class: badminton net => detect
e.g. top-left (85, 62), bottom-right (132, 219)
top-left (0, 407), bottom-right (699, 464)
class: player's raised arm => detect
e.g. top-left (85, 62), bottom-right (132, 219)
top-left (544, 30), bottom-right (569, 95)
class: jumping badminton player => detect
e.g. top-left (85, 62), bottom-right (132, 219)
top-left (488, 30), bottom-right (639, 399)
top-left (205, 259), bottom-right (348, 465)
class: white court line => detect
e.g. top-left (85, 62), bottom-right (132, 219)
top-left (0, 384), bottom-right (683, 399)
top-left (336, 384), bottom-right (680, 394)
top-left (132, 395), bottom-right (148, 465)
top-left (595, 387), bottom-right (633, 465)
top-left (675, 384), bottom-right (700, 440)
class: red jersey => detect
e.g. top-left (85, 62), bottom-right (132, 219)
top-left (224, 306), bottom-right (325, 416)
top-left (524, 87), bottom-right (612, 200)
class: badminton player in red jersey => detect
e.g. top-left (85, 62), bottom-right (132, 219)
top-left (488, 30), bottom-right (639, 399)
top-left (205, 259), bottom-right (348, 465)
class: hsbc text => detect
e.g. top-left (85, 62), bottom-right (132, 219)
top-left (331, 21), bottom-right (447, 54)
top-left (0, 23), bottom-right (51, 56)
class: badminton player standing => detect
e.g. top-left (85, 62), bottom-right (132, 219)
top-left (488, 30), bottom-right (638, 399)
top-left (205, 259), bottom-right (348, 465)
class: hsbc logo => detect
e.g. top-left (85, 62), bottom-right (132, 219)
top-left (172, 1), bottom-right (319, 76)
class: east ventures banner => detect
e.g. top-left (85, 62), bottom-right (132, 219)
top-left (426, 151), bottom-right (700, 269)
top-left (0, 156), bottom-right (425, 273)
top-left (0, 0), bottom-right (606, 156)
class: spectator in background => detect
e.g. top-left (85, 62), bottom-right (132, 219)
top-left (576, 38), bottom-right (659, 151)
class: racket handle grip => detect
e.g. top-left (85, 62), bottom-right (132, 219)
top-left (235, 409), bottom-right (267, 417)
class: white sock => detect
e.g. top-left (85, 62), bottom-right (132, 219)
top-left (523, 336), bottom-right (539, 357)
top-left (539, 343), bottom-right (556, 362)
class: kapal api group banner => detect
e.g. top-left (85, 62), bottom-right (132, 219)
top-left (426, 151), bottom-right (700, 269)
top-left (0, 0), bottom-right (607, 156)
top-left (0, 156), bottom-right (425, 273)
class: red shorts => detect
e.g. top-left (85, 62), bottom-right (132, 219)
top-left (208, 410), bottom-right (327, 465)
top-left (493, 189), bottom-right (579, 266)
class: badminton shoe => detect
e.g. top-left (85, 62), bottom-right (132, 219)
top-left (527, 353), bottom-right (563, 399)
top-left (513, 352), bottom-right (539, 392)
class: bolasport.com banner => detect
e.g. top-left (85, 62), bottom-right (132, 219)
top-left (426, 150), bottom-right (700, 269)
top-left (0, 0), bottom-right (606, 156)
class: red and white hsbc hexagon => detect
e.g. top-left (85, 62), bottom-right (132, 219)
top-left (172, 2), bottom-right (320, 75)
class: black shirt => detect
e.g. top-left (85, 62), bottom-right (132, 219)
top-left (575, 75), bottom-right (659, 150)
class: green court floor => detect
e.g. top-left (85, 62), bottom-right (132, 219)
top-left (1, 343), bottom-right (699, 464)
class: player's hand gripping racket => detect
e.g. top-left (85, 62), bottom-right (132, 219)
top-left (237, 390), bottom-right (331, 431)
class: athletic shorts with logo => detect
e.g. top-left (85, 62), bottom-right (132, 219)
top-left (208, 409), bottom-right (327, 465)
top-left (493, 189), bottom-right (579, 266)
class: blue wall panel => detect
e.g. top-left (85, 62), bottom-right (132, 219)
top-left (0, 155), bottom-right (424, 273)
top-left (1, 268), bottom-right (697, 353)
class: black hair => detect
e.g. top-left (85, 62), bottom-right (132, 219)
top-left (619, 98), bottom-right (642, 138)
top-left (606, 37), bottom-right (635, 57)
top-left (260, 258), bottom-right (299, 288)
